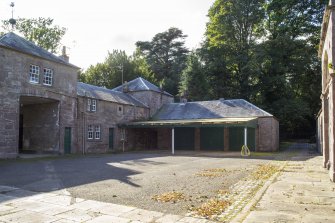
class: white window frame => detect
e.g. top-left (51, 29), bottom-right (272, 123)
top-left (87, 99), bottom-right (91, 111)
top-left (94, 125), bottom-right (101, 139)
top-left (43, 68), bottom-right (53, 86)
top-left (92, 99), bottom-right (97, 112)
top-left (29, 64), bottom-right (40, 83)
top-left (88, 125), bottom-right (93, 139)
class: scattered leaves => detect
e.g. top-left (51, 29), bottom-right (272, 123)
top-left (152, 191), bottom-right (185, 203)
top-left (193, 199), bottom-right (230, 218)
top-left (251, 164), bottom-right (280, 180)
top-left (195, 168), bottom-right (227, 178)
top-left (217, 189), bottom-right (229, 196)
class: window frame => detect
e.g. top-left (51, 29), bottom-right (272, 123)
top-left (87, 125), bottom-right (93, 139)
top-left (94, 125), bottom-right (101, 139)
top-left (87, 99), bottom-right (91, 111)
top-left (43, 68), bottom-right (53, 86)
top-left (92, 99), bottom-right (97, 112)
top-left (29, 64), bottom-right (40, 84)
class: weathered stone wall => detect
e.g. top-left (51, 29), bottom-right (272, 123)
top-left (127, 91), bottom-right (174, 116)
top-left (320, 1), bottom-right (335, 181)
top-left (76, 96), bottom-right (150, 153)
top-left (0, 47), bottom-right (78, 157)
top-left (317, 112), bottom-right (323, 154)
top-left (22, 102), bottom-right (59, 152)
top-left (257, 117), bottom-right (279, 152)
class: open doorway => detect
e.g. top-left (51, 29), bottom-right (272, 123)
top-left (19, 96), bottom-right (60, 154)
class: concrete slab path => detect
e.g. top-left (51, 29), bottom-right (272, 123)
top-left (0, 185), bottom-right (214, 223)
top-left (240, 144), bottom-right (335, 223)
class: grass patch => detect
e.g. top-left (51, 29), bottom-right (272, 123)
top-left (195, 168), bottom-right (227, 178)
top-left (152, 191), bottom-right (185, 203)
top-left (192, 199), bottom-right (231, 218)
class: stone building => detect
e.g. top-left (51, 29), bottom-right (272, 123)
top-left (122, 99), bottom-right (279, 152)
top-left (318, 0), bottom-right (335, 182)
top-left (0, 32), bottom-right (78, 158)
top-left (0, 32), bottom-right (279, 158)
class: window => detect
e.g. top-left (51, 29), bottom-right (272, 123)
top-left (87, 99), bottom-right (97, 112)
top-left (92, 99), bottom-right (96, 112)
top-left (43, 68), bottom-right (53, 86)
top-left (87, 99), bottom-right (91, 111)
top-left (87, 124), bottom-right (101, 140)
top-left (29, 65), bottom-right (40, 83)
top-left (117, 105), bottom-right (123, 115)
top-left (88, 125), bottom-right (93, 139)
top-left (95, 125), bottom-right (101, 139)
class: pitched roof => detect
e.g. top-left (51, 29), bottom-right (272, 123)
top-left (152, 99), bottom-right (272, 120)
top-left (77, 82), bottom-right (148, 108)
top-left (112, 77), bottom-right (173, 97)
top-left (0, 32), bottom-right (79, 68)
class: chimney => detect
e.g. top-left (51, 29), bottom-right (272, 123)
top-left (123, 81), bottom-right (129, 93)
top-left (60, 46), bottom-right (69, 62)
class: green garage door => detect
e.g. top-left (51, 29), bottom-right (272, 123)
top-left (229, 127), bottom-right (255, 151)
top-left (200, 127), bottom-right (224, 150)
top-left (175, 127), bottom-right (195, 150)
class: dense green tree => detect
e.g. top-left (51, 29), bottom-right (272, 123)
top-left (254, 0), bottom-right (326, 137)
top-left (2, 17), bottom-right (66, 53)
top-left (205, 0), bottom-right (265, 100)
top-left (136, 27), bottom-right (189, 95)
top-left (179, 52), bottom-right (211, 101)
top-left (79, 49), bottom-right (156, 89)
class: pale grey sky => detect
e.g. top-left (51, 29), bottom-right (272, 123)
top-left (0, 0), bottom-right (214, 69)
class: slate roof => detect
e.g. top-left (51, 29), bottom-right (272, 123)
top-left (77, 82), bottom-right (148, 108)
top-left (0, 32), bottom-right (78, 68)
top-left (152, 99), bottom-right (272, 120)
top-left (112, 77), bottom-right (173, 97)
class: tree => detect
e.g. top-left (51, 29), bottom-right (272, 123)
top-left (79, 49), bottom-right (156, 89)
top-left (252, 0), bottom-right (326, 138)
top-left (2, 17), bottom-right (66, 53)
top-left (136, 27), bottom-right (189, 95)
top-left (179, 52), bottom-right (211, 101)
top-left (205, 0), bottom-right (265, 100)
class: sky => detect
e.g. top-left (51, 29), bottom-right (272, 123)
top-left (0, 0), bottom-right (214, 70)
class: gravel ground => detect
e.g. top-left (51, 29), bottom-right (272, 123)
top-left (0, 151), bottom-right (272, 215)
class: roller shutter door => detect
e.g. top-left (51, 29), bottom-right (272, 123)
top-left (200, 127), bottom-right (224, 150)
top-left (175, 127), bottom-right (195, 150)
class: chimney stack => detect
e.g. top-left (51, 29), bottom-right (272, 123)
top-left (60, 46), bottom-right (69, 62)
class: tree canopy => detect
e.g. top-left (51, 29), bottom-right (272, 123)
top-left (1, 17), bottom-right (66, 53)
top-left (136, 27), bottom-right (189, 96)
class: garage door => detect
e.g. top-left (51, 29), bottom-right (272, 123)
top-left (175, 127), bottom-right (195, 150)
top-left (229, 127), bottom-right (255, 151)
top-left (200, 127), bottom-right (224, 150)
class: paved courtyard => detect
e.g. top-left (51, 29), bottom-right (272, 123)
top-left (1, 145), bottom-right (334, 222)
top-left (0, 151), bottom-right (270, 215)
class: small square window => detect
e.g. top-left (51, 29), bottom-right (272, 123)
top-left (43, 68), bottom-right (53, 86)
top-left (87, 99), bottom-right (97, 112)
top-left (29, 65), bottom-right (40, 83)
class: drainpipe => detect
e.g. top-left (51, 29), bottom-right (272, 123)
top-left (172, 128), bottom-right (175, 155)
top-left (244, 127), bottom-right (247, 146)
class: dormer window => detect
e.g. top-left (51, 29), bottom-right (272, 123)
top-left (29, 65), bottom-right (40, 83)
top-left (87, 99), bottom-right (97, 112)
top-left (43, 68), bottom-right (53, 86)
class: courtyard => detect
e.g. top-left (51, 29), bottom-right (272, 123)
top-left (0, 151), bottom-right (275, 216)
